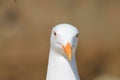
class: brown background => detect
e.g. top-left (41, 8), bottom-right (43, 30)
top-left (0, 0), bottom-right (120, 80)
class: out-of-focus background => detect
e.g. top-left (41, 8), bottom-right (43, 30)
top-left (0, 0), bottom-right (120, 80)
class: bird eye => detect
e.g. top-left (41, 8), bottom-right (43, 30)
top-left (76, 34), bottom-right (79, 38)
top-left (54, 31), bottom-right (57, 36)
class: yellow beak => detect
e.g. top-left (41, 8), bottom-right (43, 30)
top-left (63, 42), bottom-right (72, 60)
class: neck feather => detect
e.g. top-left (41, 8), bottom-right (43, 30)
top-left (46, 48), bottom-right (80, 80)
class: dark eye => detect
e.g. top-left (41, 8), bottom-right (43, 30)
top-left (54, 31), bottom-right (57, 36)
top-left (76, 33), bottom-right (79, 38)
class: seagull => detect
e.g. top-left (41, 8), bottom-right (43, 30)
top-left (46, 23), bottom-right (80, 80)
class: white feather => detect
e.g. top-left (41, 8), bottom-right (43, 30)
top-left (46, 23), bottom-right (80, 80)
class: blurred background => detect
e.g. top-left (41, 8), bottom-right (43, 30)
top-left (0, 0), bottom-right (120, 80)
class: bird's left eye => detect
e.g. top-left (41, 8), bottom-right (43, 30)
top-left (76, 34), bottom-right (79, 38)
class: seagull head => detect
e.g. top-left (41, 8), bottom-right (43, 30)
top-left (50, 23), bottom-right (79, 61)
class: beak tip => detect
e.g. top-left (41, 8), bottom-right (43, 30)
top-left (68, 57), bottom-right (72, 61)
top-left (63, 42), bottom-right (72, 61)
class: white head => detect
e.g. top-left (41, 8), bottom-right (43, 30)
top-left (50, 23), bottom-right (79, 61)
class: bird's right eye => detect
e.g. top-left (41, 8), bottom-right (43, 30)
top-left (54, 31), bottom-right (57, 36)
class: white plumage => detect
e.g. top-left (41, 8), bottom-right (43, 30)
top-left (46, 23), bottom-right (80, 80)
